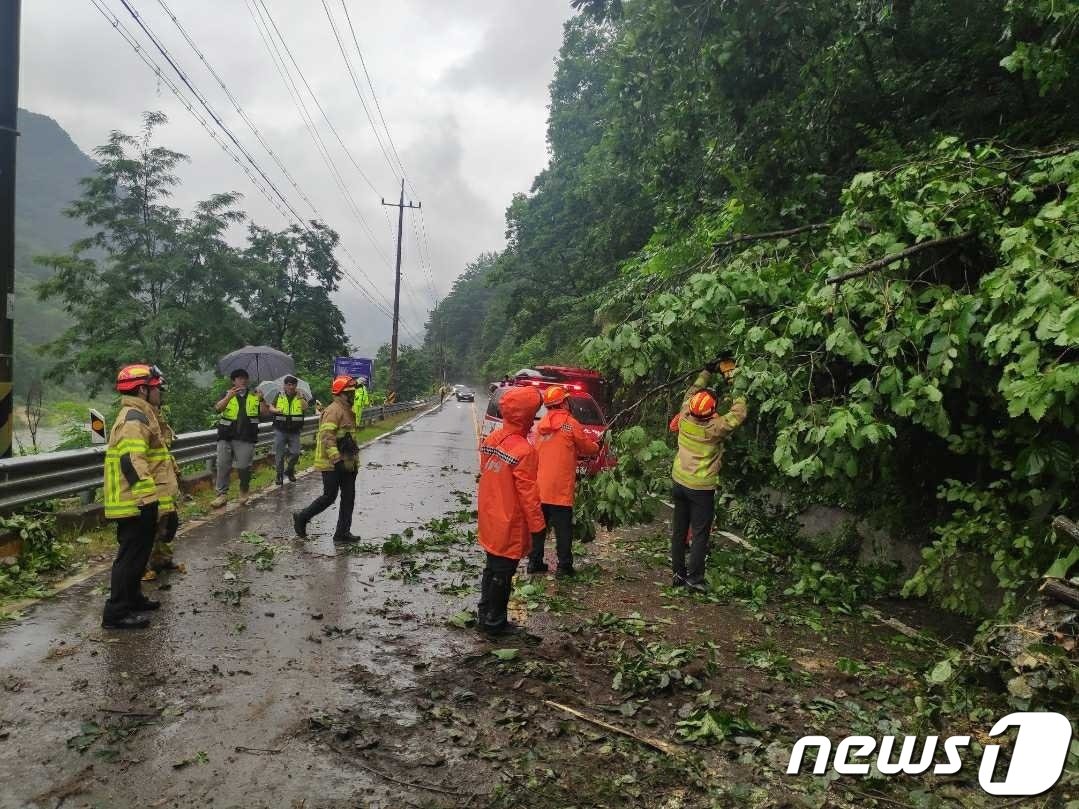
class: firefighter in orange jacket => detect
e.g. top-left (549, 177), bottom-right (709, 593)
top-left (529, 386), bottom-right (600, 577)
top-left (476, 386), bottom-right (545, 634)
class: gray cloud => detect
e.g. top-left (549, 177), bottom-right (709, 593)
top-left (440, 3), bottom-right (569, 99)
top-left (18, 0), bottom-right (574, 352)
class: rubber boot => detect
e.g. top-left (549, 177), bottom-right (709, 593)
top-left (476, 568), bottom-right (493, 627)
top-left (480, 571), bottom-right (513, 635)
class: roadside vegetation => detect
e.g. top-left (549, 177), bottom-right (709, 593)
top-left (412, 0), bottom-right (1079, 735)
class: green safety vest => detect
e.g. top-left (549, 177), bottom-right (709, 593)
top-left (352, 386), bottom-right (371, 424)
top-left (218, 393), bottom-right (261, 442)
top-left (273, 394), bottom-right (305, 433)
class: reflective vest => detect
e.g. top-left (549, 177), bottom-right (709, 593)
top-left (273, 394), bottom-right (305, 433)
top-left (217, 392), bottom-right (260, 442)
top-left (670, 371), bottom-right (748, 491)
top-left (104, 396), bottom-right (164, 519)
top-left (352, 386), bottom-right (371, 425)
top-left (314, 399), bottom-right (360, 472)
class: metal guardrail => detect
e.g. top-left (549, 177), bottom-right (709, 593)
top-left (0, 399), bottom-right (434, 511)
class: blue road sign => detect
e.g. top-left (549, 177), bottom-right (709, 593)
top-left (333, 356), bottom-right (374, 382)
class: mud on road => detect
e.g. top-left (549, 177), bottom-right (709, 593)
top-left (0, 398), bottom-right (1057, 808)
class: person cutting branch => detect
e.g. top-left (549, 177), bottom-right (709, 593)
top-left (668, 357), bottom-right (747, 593)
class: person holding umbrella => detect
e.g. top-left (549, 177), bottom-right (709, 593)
top-left (293, 375), bottom-right (362, 543)
top-left (264, 375), bottom-right (311, 486)
top-left (211, 369), bottom-right (262, 508)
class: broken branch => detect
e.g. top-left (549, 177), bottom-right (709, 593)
top-left (1052, 515), bottom-right (1079, 544)
top-left (544, 699), bottom-right (680, 756)
top-left (1041, 580), bottom-right (1079, 609)
top-left (712, 223), bottom-right (828, 252)
top-left (826, 232), bottom-right (974, 285)
top-left (332, 750), bottom-right (466, 797)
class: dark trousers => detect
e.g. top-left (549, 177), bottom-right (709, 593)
top-left (529, 504), bottom-right (574, 569)
top-left (477, 552), bottom-right (519, 631)
top-left (103, 502), bottom-right (158, 620)
top-left (670, 482), bottom-right (715, 584)
top-left (298, 468), bottom-right (357, 539)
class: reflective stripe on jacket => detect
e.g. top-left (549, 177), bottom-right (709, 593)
top-left (670, 371), bottom-right (748, 491)
top-left (218, 393), bottom-right (260, 442)
top-left (477, 387), bottom-right (545, 559)
top-left (147, 411), bottom-right (181, 514)
top-left (536, 408), bottom-right (599, 507)
top-left (273, 394), bottom-right (305, 433)
top-left (314, 399), bottom-right (360, 471)
top-left (104, 396), bottom-right (163, 520)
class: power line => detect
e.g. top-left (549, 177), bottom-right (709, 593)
top-left (252, 0), bottom-right (382, 199)
top-left (116, 0), bottom-right (307, 226)
top-left (339, 0), bottom-right (410, 183)
top-left (320, 0), bottom-right (399, 183)
top-left (246, 0), bottom-right (393, 275)
top-left (131, 0), bottom-right (403, 330)
top-left (248, 0), bottom-right (426, 344)
top-left (88, 0), bottom-right (293, 224)
top-left (245, 0), bottom-right (428, 338)
top-left (155, 0), bottom-right (320, 220)
top-left (92, 0), bottom-right (422, 342)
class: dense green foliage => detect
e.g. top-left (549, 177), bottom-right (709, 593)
top-left (34, 113), bottom-right (351, 432)
top-left (427, 0), bottom-right (1079, 618)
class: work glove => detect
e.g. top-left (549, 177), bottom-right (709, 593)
top-left (719, 358), bottom-right (738, 383)
top-left (333, 459), bottom-right (346, 475)
top-left (531, 530), bottom-right (547, 546)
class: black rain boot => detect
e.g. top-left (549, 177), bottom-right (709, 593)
top-left (480, 571), bottom-right (513, 635)
top-left (475, 568), bottom-right (494, 629)
top-left (292, 511), bottom-right (308, 538)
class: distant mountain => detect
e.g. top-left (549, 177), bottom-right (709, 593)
top-left (12, 109), bottom-right (97, 395)
top-left (15, 108), bottom-right (96, 276)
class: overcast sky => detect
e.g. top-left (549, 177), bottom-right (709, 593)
top-left (20, 1), bottom-right (574, 352)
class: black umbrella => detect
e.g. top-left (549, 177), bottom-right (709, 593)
top-left (216, 346), bottom-right (295, 384)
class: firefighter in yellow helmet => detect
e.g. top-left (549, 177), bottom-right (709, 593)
top-left (668, 358), bottom-right (747, 592)
top-left (293, 375), bottom-right (362, 543)
top-left (102, 364), bottom-right (167, 629)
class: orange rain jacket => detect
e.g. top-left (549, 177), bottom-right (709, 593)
top-left (478, 386), bottom-right (546, 559)
top-left (536, 408), bottom-right (600, 507)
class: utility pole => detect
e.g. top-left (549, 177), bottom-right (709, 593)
top-left (0, 0), bottom-right (22, 459)
top-left (381, 178), bottom-right (420, 400)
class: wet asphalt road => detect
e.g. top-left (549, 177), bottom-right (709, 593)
top-left (0, 397), bottom-right (490, 808)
